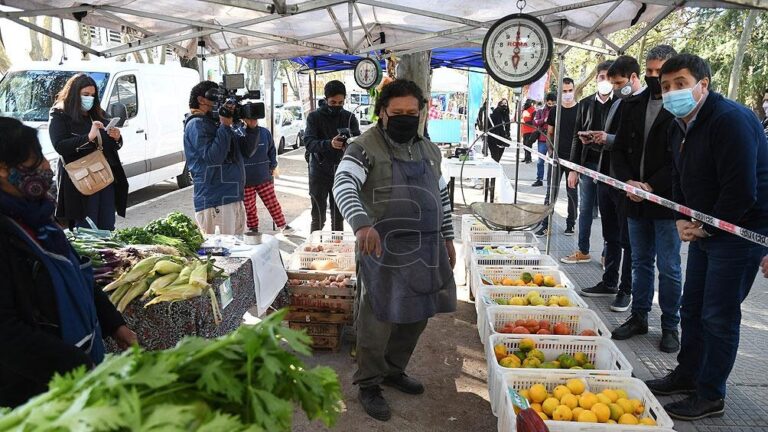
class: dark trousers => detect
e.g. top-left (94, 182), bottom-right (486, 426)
top-left (541, 166), bottom-right (577, 229)
top-left (489, 144), bottom-right (504, 163)
top-left (598, 183), bottom-right (632, 293)
top-left (677, 231), bottom-right (767, 400)
top-left (353, 290), bottom-right (428, 388)
top-left (77, 184), bottom-right (116, 231)
top-left (309, 175), bottom-right (343, 232)
top-left (522, 132), bottom-right (535, 162)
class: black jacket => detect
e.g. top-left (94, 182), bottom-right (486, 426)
top-left (0, 217), bottom-right (125, 408)
top-left (304, 107), bottom-right (360, 179)
top-left (49, 109), bottom-right (129, 222)
top-left (611, 89), bottom-right (676, 219)
top-left (488, 107), bottom-right (511, 148)
top-left (569, 94), bottom-right (615, 166)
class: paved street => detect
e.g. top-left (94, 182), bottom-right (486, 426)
top-left (120, 144), bottom-right (767, 431)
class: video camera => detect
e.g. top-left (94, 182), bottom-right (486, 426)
top-left (204, 73), bottom-right (265, 122)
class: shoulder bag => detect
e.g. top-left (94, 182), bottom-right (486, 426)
top-left (63, 130), bottom-right (114, 196)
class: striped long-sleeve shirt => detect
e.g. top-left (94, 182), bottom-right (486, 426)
top-left (333, 138), bottom-right (455, 240)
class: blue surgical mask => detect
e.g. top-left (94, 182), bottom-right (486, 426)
top-left (662, 81), bottom-right (701, 118)
top-left (81, 95), bottom-right (95, 111)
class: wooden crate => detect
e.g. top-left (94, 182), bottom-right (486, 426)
top-left (286, 271), bottom-right (355, 322)
top-left (289, 321), bottom-right (344, 352)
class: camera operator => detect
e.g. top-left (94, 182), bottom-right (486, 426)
top-left (183, 81), bottom-right (256, 235)
top-left (304, 80), bottom-right (360, 232)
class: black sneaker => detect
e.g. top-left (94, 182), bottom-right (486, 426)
top-left (532, 180), bottom-right (543, 187)
top-left (611, 313), bottom-right (648, 340)
top-left (382, 373), bottom-right (425, 395)
top-left (610, 293), bottom-right (632, 312)
top-left (358, 386), bottom-right (391, 421)
top-left (664, 395), bottom-right (724, 421)
top-left (645, 368), bottom-right (697, 396)
top-left (534, 227), bottom-right (548, 237)
top-left (580, 281), bottom-right (617, 297)
top-left (660, 329), bottom-right (680, 353)
top-left (563, 226), bottom-right (575, 236)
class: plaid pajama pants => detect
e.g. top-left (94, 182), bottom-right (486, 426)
top-left (243, 182), bottom-right (287, 231)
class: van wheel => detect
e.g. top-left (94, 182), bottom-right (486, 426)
top-left (278, 137), bottom-right (286, 155)
top-left (177, 163), bottom-right (192, 189)
top-left (294, 132), bottom-right (302, 149)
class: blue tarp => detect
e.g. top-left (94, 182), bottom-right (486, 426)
top-left (292, 48), bottom-right (483, 73)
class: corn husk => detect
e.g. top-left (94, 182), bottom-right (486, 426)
top-left (116, 278), bottom-right (150, 312)
top-left (152, 260), bottom-right (183, 275)
top-left (144, 284), bottom-right (204, 307)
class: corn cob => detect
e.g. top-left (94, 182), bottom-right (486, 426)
top-left (169, 261), bottom-right (196, 287)
top-left (152, 260), bottom-right (184, 276)
top-left (109, 281), bottom-right (133, 305)
top-left (116, 278), bottom-right (150, 312)
top-left (104, 256), bottom-right (165, 292)
top-left (143, 284), bottom-right (204, 307)
top-left (189, 260), bottom-right (210, 288)
top-left (143, 272), bottom-right (179, 299)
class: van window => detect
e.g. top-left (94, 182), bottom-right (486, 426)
top-left (109, 75), bottom-right (139, 119)
top-left (0, 70), bottom-right (109, 122)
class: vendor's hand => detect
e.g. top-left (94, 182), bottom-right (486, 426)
top-left (107, 126), bottom-right (121, 141)
top-left (676, 220), bottom-right (696, 242)
top-left (445, 239), bottom-right (456, 269)
top-left (331, 135), bottom-right (345, 150)
top-left (219, 115), bottom-right (234, 127)
top-left (112, 325), bottom-right (138, 350)
top-left (578, 131), bottom-right (593, 144)
top-left (567, 171), bottom-right (579, 188)
top-left (88, 121), bottom-right (104, 141)
top-left (591, 131), bottom-right (608, 145)
top-left (761, 255), bottom-right (768, 278)
top-left (626, 180), bottom-right (650, 202)
top-left (356, 226), bottom-right (382, 257)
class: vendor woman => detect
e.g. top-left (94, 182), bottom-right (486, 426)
top-left (333, 79), bottom-right (457, 421)
top-left (0, 117), bottom-right (137, 408)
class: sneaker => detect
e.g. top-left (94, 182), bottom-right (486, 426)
top-left (531, 180), bottom-right (543, 187)
top-left (660, 329), bottom-right (680, 353)
top-left (381, 373), bottom-right (425, 395)
top-left (610, 292), bottom-right (632, 312)
top-left (601, 255), bottom-right (606, 270)
top-left (534, 227), bottom-right (548, 237)
top-left (473, 182), bottom-right (484, 190)
top-left (280, 225), bottom-right (295, 235)
top-left (580, 281), bottom-right (618, 297)
top-left (560, 251), bottom-right (591, 264)
top-left (664, 395), bottom-right (724, 421)
top-left (563, 226), bottom-right (575, 236)
top-left (358, 386), bottom-right (391, 421)
top-left (645, 368), bottom-right (697, 396)
top-left (611, 313), bottom-right (648, 340)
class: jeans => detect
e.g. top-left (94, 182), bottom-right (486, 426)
top-left (627, 218), bottom-right (682, 329)
top-left (576, 164), bottom-right (599, 253)
top-left (78, 184), bottom-right (116, 231)
top-left (541, 166), bottom-right (577, 230)
top-left (677, 230), bottom-right (767, 400)
top-left (598, 183), bottom-right (631, 292)
top-left (536, 142), bottom-right (548, 181)
top-left (309, 175), bottom-right (343, 232)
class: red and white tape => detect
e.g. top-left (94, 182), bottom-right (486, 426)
top-left (484, 131), bottom-right (768, 247)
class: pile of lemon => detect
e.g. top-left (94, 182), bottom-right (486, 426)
top-left (494, 291), bottom-right (571, 307)
top-left (518, 378), bottom-right (657, 425)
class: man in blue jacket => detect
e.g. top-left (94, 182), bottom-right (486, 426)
top-left (645, 54), bottom-right (768, 421)
top-left (183, 81), bottom-right (256, 235)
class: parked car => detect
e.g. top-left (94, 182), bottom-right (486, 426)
top-left (274, 108), bottom-right (301, 155)
top-left (0, 61), bottom-right (199, 192)
top-left (279, 102), bottom-right (306, 149)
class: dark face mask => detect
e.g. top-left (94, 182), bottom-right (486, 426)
top-left (9, 165), bottom-right (54, 200)
top-left (384, 113), bottom-right (420, 143)
top-left (645, 76), bottom-right (662, 97)
top-left (325, 105), bottom-right (343, 116)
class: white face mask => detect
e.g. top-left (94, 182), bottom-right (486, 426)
top-left (562, 93), bottom-right (574, 103)
top-left (763, 101), bottom-right (768, 115)
top-left (597, 80), bottom-right (613, 96)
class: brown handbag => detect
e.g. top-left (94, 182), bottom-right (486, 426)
top-left (63, 131), bottom-right (114, 196)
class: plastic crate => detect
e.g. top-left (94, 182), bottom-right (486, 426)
top-left (486, 334), bottom-right (632, 415)
top-left (308, 230), bottom-right (357, 245)
top-left (461, 215), bottom-right (540, 246)
top-left (287, 251), bottom-right (356, 272)
top-left (497, 372), bottom-right (675, 431)
top-left (468, 257), bottom-right (562, 300)
top-left (484, 306), bottom-right (612, 347)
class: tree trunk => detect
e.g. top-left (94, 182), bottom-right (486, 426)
top-left (219, 54), bottom-right (229, 75)
top-left (78, 23), bottom-right (92, 60)
top-left (0, 28), bottom-right (12, 73)
top-left (728, 9), bottom-right (758, 100)
top-left (398, 50), bottom-right (432, 134)
top-left (145, 48), bottom-right (154, 64)
top-left (40, 17), bottom-right (53, 60)
top-left (25, 18), bottom-right (45, 61)
top-left (159, 45), bottom-right (167, 65)
top-left (235, 56), bottom-right (243, 73)
top-left (281, 61), bottom-right (300, 99)
top-left (245, 59), bottom-right (262, 91)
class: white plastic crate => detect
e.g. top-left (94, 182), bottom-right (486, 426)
top-left (497, 372), bottom-right (675, 431)
top-left (468, 257), bottom-right (562, 300)
top-left (486, 334), bottom-right (632, 415)
top-left (461, 215), bottom-right (540, 246)
top-left (287, 250), bottom-right (356, 272)
top-left (476, 285), bottom-right (586, 343)
top-left (484, 306), bottom-right (612, 347)
top-left (308, 230), bottom-right (357, 245)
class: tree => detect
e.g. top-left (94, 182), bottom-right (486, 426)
top-left (280, 60), bottom-right (300, 99)
top-left (24, 17), bottom-right (51, 61)
top-left (0, 28), bottom-right (12, 73)
top-left (78, 23), bottom-right (92, 60)
top-left (398, 51), bottom-right (432, 134)
top-left (244, 59), bottom-right (262, 91)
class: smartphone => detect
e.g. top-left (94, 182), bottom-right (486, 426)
top-left (337, 127), bottom-right (352, 142)
top-left (105, 117), bottom-right (121, 130)
top-left (578, 131), bottom-right (593, 142)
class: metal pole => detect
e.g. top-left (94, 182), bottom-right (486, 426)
top-left (513, 88), bottom-right (522, 204)
top-left (483, 73), bottom-right (490, 156)
top-left (59, 18), bottom-right (67, 63)
top-left (348, 1), bottom-right (354, 53)
top-left (197, 36), bottom-right (205, 81)
top-left (545, 52), bottom-right (565, 255)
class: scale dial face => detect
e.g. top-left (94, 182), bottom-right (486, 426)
top-left (482, 13), bottom-right (553, 87)
top-left (354, 58), bottom-right (382, 90)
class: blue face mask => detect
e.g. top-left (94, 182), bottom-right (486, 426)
top-left (662, 81), bottom-right (701, 118)
top-left (81, 95), bottom-right (95, 111)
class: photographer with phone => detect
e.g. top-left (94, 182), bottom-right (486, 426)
top-left (49, 73), bottom-right (128, 231)
top-left (304, 80), bottom-right (360, 232)
top-left (183, 81), bottom-right (256, 235)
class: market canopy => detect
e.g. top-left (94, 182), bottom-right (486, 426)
top-left (3, 1), bottom-right (767, 62)
top-left (292, 48), bottom-right (483, 73)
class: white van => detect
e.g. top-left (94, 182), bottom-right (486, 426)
top-left (0, 61), bottom-right (199, 192)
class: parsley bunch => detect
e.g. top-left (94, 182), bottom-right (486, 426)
top-left (145, 212), bottom-right (205, 254)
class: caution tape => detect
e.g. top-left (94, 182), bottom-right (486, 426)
top-left (484, 131), bottom-right (768, 247)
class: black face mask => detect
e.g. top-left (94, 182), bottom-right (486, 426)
top-left (384, 114), bottom-right (420, 143)
top-left (645, 76), bottom-right (662, 97)
top-left (325, 105), bottom-right (343, 116)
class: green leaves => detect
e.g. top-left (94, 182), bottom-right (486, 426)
top-left (2, 309), bottom-right (342, 431)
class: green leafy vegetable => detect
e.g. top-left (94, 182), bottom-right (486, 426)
top-left (145, 212), bottom-right (205, 255)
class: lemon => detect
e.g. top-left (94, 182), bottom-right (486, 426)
top-left (639, 417), bottom-right (657, 425)
top-left (519, 389), bottom-right (532, 403)
top-left (558, 296), bottom-right (571, 307)
top-left (571, 407), bottom-right (584, 419)
top-left (618, 413), bottom-right (639, 425)
top-left (629, 399), bottom-right (644, 415)
top-left (531, 403), bottom-right (543, 413)
top-left (577, 410), bottom-right (598, 423)
top-left (560, 393), bottom-right (579, 409)
top-left (566, 378), bottom-right (586, 395)
top-left (542, 397), bottom-right (560, 416)
top-left (552, 405), bottom-right (573, 421)
top-left (579, 392), bottom-right (598, 410)
top-left (617, 398), bottom-right (633, 414)
top-left (537, 411), bottom-right (549, 421)
top-left (607, 419), bottom-right (617, 424)
top-left (615, 389), bottom-right (629, 400)
top-left (529, 384), bottom-right (548, 403)
top-left (609, 403), bottom-right (624, 421)
top-left (602, 389), bottom-right (619, 403)
top-left (591, 403), bottom-right (611, 423)
top-left (553, 385), bottom-right (571, 400)
top-left (596, 393), bottom-right (612, 405)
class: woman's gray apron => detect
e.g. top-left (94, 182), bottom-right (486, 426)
top-left (358, 139), bottom-right (456, 324)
